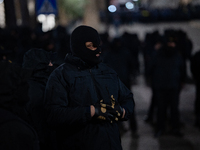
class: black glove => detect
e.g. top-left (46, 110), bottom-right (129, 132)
top-left (106, 95), bottom-right (124, 120)
top-left (94, 99), bottom-right (115, 122)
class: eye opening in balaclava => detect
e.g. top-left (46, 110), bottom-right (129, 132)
top-left (70, 25), bottom-right (102, 66)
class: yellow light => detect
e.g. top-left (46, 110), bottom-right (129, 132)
top-left (141, 10), bottom-right (150, 17)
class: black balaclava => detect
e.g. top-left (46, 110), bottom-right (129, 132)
top-left (70, 25), bottom-right (101, 66)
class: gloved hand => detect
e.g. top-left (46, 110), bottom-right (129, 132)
top-left (106, 95), bottom-right (124, 121)
top-left (94, 99), bottom-right (115, 122)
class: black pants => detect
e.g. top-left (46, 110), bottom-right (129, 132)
top-left (195, 82), bottom-right (200, 123)
top-left (154, 89), bottom-right (180, 131)
top-left (146, 88), bottom-right (157, 121)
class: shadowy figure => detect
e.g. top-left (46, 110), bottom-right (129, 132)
top-left (190, 50), bottom-right (200, 129)
top-left (149, 36), bottom-right (186, 138)
top-left (22, 48), bottom-right (62, 150)
top-left (0, 61), bottom-right (40, 150)
top-left (143, 32), bottom-right (164, 124)
top-left (44, 25), bottom-right (135, 150)
top-left (142, 30), bottom-right (162, 85)
top-left (121, 32), bottom-right (141, 79)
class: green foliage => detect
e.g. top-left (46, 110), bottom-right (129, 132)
top-left (58, 0), bottom-right (88, 19)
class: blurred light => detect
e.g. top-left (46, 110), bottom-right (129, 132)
top-left (46, 14), bottom-right (55, 31)
top-left (38, 14), bottom-right (46, 22)
top-left (125, 2), bottom-right (134, 9)
top-left (108, 5), bottom-right (117, 13)
top-left (141, 10), bottom-right (150, 17)
top-left (37, 14), bottom-right (55, 32)
top-left (133, 0), bottom-right (138, 1)
top-left (0, 0), bottom-right (5, 28)
top-left (28, 0), bottom-right (35, 16)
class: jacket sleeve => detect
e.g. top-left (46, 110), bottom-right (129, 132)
top-left (44, 69), bottom-right (91, 129)
top-left (118, 78), bottom-right (135, 121)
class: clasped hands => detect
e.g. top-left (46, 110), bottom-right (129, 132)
top-left (91, 95), bottom-right (125, 123)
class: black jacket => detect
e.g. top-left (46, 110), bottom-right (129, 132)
top-left (22, 48), bottom-right (60, 150)
top-left (0, 108), bottom-right (40, 150)
top-left (148, 48), bottom-right (186, 90)
top-left (0, 61), bottom-right (40, 150)
top-left (103, 47), bottom-right (134, 89)
top-left (44, 54), bottom-right (135, 150)
top-left (190, 51), bottom-right (200, 82)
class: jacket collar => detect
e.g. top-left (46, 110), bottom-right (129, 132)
top-left (65, 53), bottom-right (100, 70)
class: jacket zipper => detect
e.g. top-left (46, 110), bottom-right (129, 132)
top-left (89, 69), bottom-right (102, 102)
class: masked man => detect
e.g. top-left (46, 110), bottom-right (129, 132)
top-left (44, 25), bottom-right (135, 150)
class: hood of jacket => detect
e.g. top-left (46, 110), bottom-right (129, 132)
top-left (22, 48), bottom-right (60, 82)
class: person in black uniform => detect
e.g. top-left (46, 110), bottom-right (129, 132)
top-left (149, 37), bottom-right (186, 138)
top-left (190, 50), bottom-right (200, 129)
top-left (44, 25), bottom-right (135, 150)
top-left (22, 48), bottom-right (62, 150)
top-left (0, 61), bottom-right (40, 150)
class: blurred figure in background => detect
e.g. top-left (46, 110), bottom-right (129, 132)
top-left (0, 61), bottom-right (40, 150)
top-left (148, 35), bottom-right (186, 138)
top-left (99, 31), bottom-right (111, 55)
top-left (143, 34), bottom-right (164, 125)
top-left (54, 25), bottom-right (71, 62)
top-left (190, 50), bottom-right (200, 129)
top-left (165, 29), bottom-right (193, 80)
top-left (22, 48), bottom-right (63, 150)
top-left (143, 29), bottom-right (192, 128)
top-left (121, 32), bottom-right (141, 81)
top-left (14, 26), bottom-right (34, 65)
top-left (142, 30), bottom-right (162, 85)
top-left (0, 24), bottom-right (70, 67)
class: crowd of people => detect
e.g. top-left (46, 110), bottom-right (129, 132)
top-left (142, 29), bottom-right (192, 137)
top-left (0, 23), bottom-right (200, 149)
top-left (100, 27), bottom-right (194, 138)
top-left (102, 3), bottom-right (200, 25)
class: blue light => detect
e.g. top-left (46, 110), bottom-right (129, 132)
top-left (125, 2), bottom-right (134, 10)
top-left (108, 5), bottom-right (117, 13)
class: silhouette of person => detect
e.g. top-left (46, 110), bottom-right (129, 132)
top-left (22, 48), bottom-right (62, 150)
top-left (44, 25), bottom-right (135, 150)
top-left (190, 50), bottom-right (200, 129)
top-left (0, 61), bottom-right (40, 150)
top-left (149, 37), bottom-right (186, 138)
